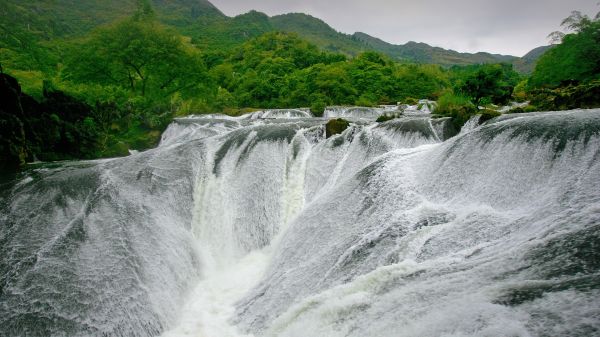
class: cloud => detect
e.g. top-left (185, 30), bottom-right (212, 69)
top-left (209, 0), bottom-right (598, 56)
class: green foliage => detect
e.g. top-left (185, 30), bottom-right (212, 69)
top-left (507, 105), bottom-right (539, 114)
top-left (376, 113), bottom-right (403, 123)
top-left (0, 72), bottom-right (108, 169)
top-left (529, 11), bottom-right (600, 88)
top-left (452, 63), bottom-right (520, 105)
top-left (529, 80), bottom-right (600, 111)
top-left (310, 100), bottom-right (327, 117)
top-left (134, 0), bottom-right (155, 20)
top-left (211, 33), bottom-right (451, 111)
top-left (3, 0), bottom-right (589, 169)
top-left (270, 13), bottom-right (369, 56)
top-left (393, 64), bottom-right (449, 100)
top-left (187, 11), bottom-right (273, 51)
top-left (512, 45), bottom-right (554, 74)
top-left (3, 69), bottom-right (46, 99)
top-left (525, 10), bottom-right (600, 111)
top-left (325, 118), bottom-right (350, 138)
top-left (479, 109), bottom-right (502, 123)
top-left (63, 18), bottom-right (209, 98)
top-left (435, 92), bottom-right (478, 129)
top-left (512, 79), bottom-right (528, 102)
top-left (402, 97), bottom-right (419, 105)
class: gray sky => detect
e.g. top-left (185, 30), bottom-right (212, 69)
top-left (210, 0), bottom-right (599, 56)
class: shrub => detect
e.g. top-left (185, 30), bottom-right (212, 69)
top-left (311, 100), bottom-right (326, 117)
top-left (434, 92), bottom-right (478, 128)
top-left (528, 80), bottom-right (600, 111)
top-left (403, 97), bottom-right (419, 105)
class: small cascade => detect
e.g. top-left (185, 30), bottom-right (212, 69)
top-left (243, 109), bottom-right (313, 119)
top-left (460, 114), bottom-right (482, 134)
top-left (323, 106), bottom-right (385, 119)
top-left (403, 99), bottom-right (437, 114)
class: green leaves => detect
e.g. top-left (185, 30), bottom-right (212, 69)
top-left (206, 33), bottom-right (452, 110)
top-left (452, 63), bottom-right (520, 106)
top-left (530, 12), bottom-right (600, 89)
top-left (64, 19), bottom-right (208, 99)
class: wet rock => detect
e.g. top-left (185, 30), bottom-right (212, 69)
top-left (325, 118), bottom-right (350, 138)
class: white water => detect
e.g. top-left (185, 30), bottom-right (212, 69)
top-left (1, 109), bottom-right (599, 337)
top-left (244, 109), bottom-right (313, 119)
top-left (323, 106), bottom-right (385, 119)
top-left (157, 113), bottom-right (444, 336)
top-left (161, 249), bottom-right (270, 337)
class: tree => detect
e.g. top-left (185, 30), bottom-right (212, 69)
top-left (529, 10), bottom-right (600, 88)
top-left (457, 64), bottom-right (519, 105)
top-left (63, 18), bottom-right (209, 98)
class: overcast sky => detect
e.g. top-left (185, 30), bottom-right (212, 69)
top-left (210, 0), bottom-right (598, 56)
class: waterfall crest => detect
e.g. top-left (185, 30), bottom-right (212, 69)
top-left (1, 110), bottom-right (599, 337)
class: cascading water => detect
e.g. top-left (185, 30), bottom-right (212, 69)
top-left (1, 108), bottom-right (599, 337)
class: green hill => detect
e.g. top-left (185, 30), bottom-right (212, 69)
top-left (352, 32), bottom-right (517, 66)
top-left (0, 0), bottom-right (546, 71)
top-left (0, 0), bottom-right (226, 72)
top-left (186, 10), bottom-right (273, 51)
top-left (269, 13), bottom-right (520, 67)
top-left (512, 45), bottom-right (554, 74)
top-left (270, 13), bottom-right (368, 55)
top-left (0, 0), bottom-right (223, 40)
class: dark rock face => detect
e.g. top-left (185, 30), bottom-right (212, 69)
top-left (0, 73), bottom-right (98, 172)
top-left (325, 118), bottom-right (350, 138)
top-left (0, 74), bottom-right (30, 171)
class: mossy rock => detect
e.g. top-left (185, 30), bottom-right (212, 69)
top-left (508, 105), bottom-right (537, 114)
top-left (376, 113), bottom-right (402, 123)
top-left (479, 109), bottom-right (502, 124)
top-left (403, 97), bottom-right (419, 105)
top-left (102, 141), bottom-right (130, 158)
top-left (325, 118), bottom-right (350, 138)
top-left (508, 107), bottom-right (526, 114)
top-left (436, 104), bottom-right (478, 129)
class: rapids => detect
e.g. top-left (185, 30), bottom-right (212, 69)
top-left (1, 109), bottom-right (599, 337)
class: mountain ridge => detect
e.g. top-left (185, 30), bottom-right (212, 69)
top-left (0, 0), bottom-right (548, 71)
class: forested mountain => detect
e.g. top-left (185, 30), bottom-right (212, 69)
top-left (0, 0), bottom-right (546, 68)
top-left (0, 0), bottom-right (223, 42)
top-left (270, 13), bottom-right (369, 55)
top-left (262, 12), bottom-right (521, 67)
top-left (351, 32), bottom-right (517, 66)
top-left (3, 0), bottom-right (592, 172)
top-left (512, 45), bottom-right (554, 73)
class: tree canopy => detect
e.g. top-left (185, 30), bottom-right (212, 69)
top-left (63, 18), bottom-right (209, 98)
top-left (529, 10), bottom-right (600, 88)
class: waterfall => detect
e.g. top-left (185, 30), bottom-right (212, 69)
top-left (1, 109), bottom-right (599, 337)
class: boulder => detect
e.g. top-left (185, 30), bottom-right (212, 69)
top-left (325, 118), bottom-right (350, 138)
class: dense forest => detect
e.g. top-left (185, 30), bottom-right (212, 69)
top-left (1, 1), bottom-right (599, 171)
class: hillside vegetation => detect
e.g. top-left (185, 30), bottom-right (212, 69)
top-left (0, 0), bottom-right (543, 68)
top-left (1, 1), bottom-right (598, 172)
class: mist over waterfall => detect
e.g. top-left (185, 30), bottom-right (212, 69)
top-left (1, 109), bottom-right (599, 337)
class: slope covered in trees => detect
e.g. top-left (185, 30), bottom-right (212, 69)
top-left (525, 10), bottom-right (600, 111)
top-left (529, 11), bottom-right (600, 88)
top-left (0, 0), bottom-right (544, 69)
top-left (1, 1), bottom-right (598, 172)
